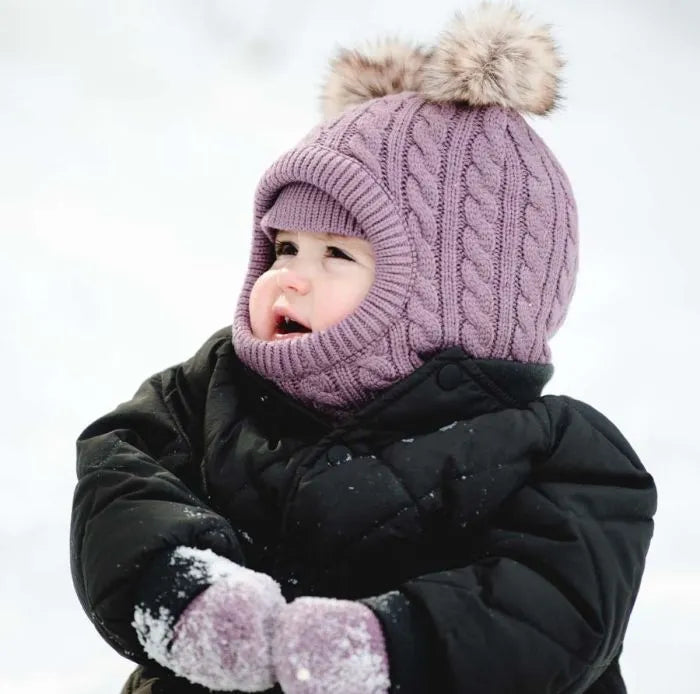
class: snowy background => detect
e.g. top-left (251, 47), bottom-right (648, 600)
top-left (1, 0), bottom-right (698, 691)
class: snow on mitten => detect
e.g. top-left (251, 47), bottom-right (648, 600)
top-left (133, 547), bottom-right (285, 692)
top-left (272, 596), bottom-right (390, 694)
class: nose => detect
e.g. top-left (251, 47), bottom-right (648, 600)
top-left (276, 267), bottom-right (311, 295)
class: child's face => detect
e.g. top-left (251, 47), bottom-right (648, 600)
top-left (249, 229), bottom-right (375, 340)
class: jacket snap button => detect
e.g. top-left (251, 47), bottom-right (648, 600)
top-left (326, 445), bottom-right (351, 466)
top-left (437, 363), bottom-right (462, 390)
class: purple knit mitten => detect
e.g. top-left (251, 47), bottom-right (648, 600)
top-left (134, 548), bottom-right (285, 692)
top-left (272, 597), bottom-right (390, 694)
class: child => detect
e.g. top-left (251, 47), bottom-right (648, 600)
top-left (70, 4), bottom-right (656, 693)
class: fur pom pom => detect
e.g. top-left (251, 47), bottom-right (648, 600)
top-left (421, 3), bottom-right (563, 114)
top-left (320, 3), bottom-right (563, 118)
top-left (321, 39), bottom-right (432, 119)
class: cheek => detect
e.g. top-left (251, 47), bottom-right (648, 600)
top-left (315, 269), bottom-right (374, 330)
top-left (248, 272), bottom-right (277, 338)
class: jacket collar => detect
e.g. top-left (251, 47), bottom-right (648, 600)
top-left (240, 347), bottom-right (552, 438)
top-left (346, 348), bottom-right (552, 436)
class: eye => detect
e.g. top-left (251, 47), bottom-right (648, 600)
top-left (274, 240), bottom-right (297, 257)
top-left (326, 246), bottom-right (353, 261)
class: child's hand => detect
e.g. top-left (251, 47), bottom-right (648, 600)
top-left (272, 597), bottom-right (390, 694)
top-left (136, 558), bottom-right (285, 692)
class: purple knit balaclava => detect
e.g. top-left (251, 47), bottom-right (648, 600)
top-left (233, 4), bottom-right (578, 416)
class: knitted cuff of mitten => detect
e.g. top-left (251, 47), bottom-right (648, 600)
top-left (273, 597), bottom-right (390, 694)
top-left (132, 546), bottom-right (284, 692)
top-left (361, 591), bottom-right (437, 694)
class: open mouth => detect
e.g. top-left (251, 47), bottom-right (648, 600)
top-left (274, 315), bottom-right (312, 339)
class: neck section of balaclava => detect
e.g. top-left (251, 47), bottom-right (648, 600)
top-left (233, 93), bottom-right (578, 417)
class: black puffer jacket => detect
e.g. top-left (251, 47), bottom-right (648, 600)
top-left (70, 327), bottom-right (656, 694)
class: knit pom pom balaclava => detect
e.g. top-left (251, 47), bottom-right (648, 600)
top-left (233, 3), bottom-right (578, 416)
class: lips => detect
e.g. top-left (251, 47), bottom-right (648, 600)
top-left (272, 306), bottom-right (311, 340)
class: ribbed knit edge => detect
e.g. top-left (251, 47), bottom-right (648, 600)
top-left (260, 182), bottom-right (363, 239)
top-left (233, 145), bottom-right (414, 382)
top-left (361, 591), bottom-right (442, 694)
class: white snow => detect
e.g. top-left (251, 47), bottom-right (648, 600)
top-left (365, 591), bottom-right (401, 613)
top-left (132, 605), bottom-right (174, 669)
top-left (171, 546), bottom-right (240, 583)
top-left (181, 507), bottom-right (206, 519)
top-left (2, 2), bottom-right (698, 692)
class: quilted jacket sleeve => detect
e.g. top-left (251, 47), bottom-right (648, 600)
top-left (363, 396), bottom-right (656, 694)
top-left (70, 328), bottom-right (245, 663)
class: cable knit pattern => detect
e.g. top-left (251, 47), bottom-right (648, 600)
top-left (404, 103), bottom-right (446, 354)
top-left (233, 93), bottom-right (578, 416)
top-left (507, 115), bottom-right (555, 362)
top-left (459, 108), bottom-right (505, 357)
top-left (344, 96), bottom-right (419, 399)
top-left (547, 197), bottom-right (578, 337)
top-left (297, 373), bottom-right (350, 411)
top-left (356, 334), bottom-right (400, 399)
top-left (343, 96), bottom-right (404, 181)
